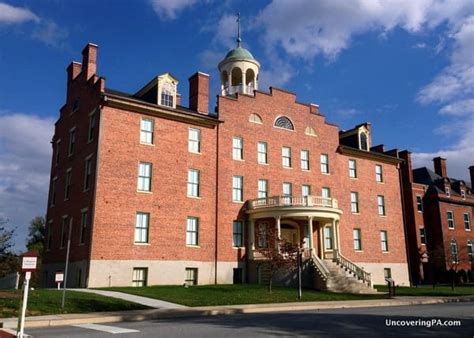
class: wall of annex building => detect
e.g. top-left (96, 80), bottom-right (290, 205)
top-left (90, 105), bottom-right (218, 263)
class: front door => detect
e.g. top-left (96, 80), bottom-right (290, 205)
top-left (280, 224), bottom-right (299, 245)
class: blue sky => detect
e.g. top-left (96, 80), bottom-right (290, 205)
top-left (0, 0), bottom-right (473, 251)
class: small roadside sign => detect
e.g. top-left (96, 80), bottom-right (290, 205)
top-left (55, 272), bottom-right (64, 283)
top-left (21, 256), bottom-right (37, 272)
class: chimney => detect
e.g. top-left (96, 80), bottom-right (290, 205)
top-left (399, 150), bottom-right (413, 184)
top-left (433, 157), bottom-right (447, 177)
top-left (82, 43), bottom-right (98, 81)
top-left (189, 72), bottom-right (209, 115)
top-left (469, 166), bottom-right (474, 189)
top-left (67, 62), bottom-right (82, 82)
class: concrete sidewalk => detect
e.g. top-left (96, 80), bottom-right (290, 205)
top-left (1, 296), bottom-right (473, 330)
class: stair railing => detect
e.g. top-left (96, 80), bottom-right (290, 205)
top-left (311, 252), bottom-right (329, 280)
top-left (333, 249), bottom-right (372, 286)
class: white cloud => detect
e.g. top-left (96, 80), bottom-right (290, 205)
top-left (32, 20), bottom-right (68, 48)
top-left (0, 112), bottom-right (54, 251)
top-left (439, 99), bottom-right (474, 116)
top-left (0, 2), bottom-right (39, 24)
top-left (149, 0), bottom-right (197, 20)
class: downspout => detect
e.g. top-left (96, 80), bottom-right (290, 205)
top-left (214, 114), bottom-right (220, 284)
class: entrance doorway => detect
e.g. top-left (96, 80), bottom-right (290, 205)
top-left (280, 224), bottom-right (299, 245)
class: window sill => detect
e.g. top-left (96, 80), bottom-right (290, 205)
top-left (187, 196), bottom-right (201, 199)
top-left (233, 246), bottom-right (244, 249)
top-left (302, 169), bottom-right (311, 172)
top-left (351, 212), bottom-right (360, 215)
top-left (448, 227), bottom-right (455, 230)
top-left (321, 172), bottom-right (330, 175)
top-left (349, 177), bottom-right (358, 180)
top-left (189, 151), bottom-right (202, 155)
top-left (232, 201), bottom-right (244, 204)
top-left (258, 162), bottom-right (269, 166)
top-left (379, 215), bottom-right (387, 217)
top-left (233, 159), bottom-right (245, 162)
top-left (464, 228), bottom-right (471, 232)
top-left (134, 242), bottom-right (151, 246)
top-left (382, 251), bottom-right (390, 254)
top-left (376, 181), bottom-right (384, 184)
top-left (354, 250), bottom-right (363, 252)
top-left (140, 142), bottom-right (155, 147)
top-left (83, 188), bottom-right (90, 193)
top-left (186, 245), bottom-right (200, 248)
top-left (137, 190), bottom-right (153, 194)
top-left (87, 139), bottom-right (94, 144)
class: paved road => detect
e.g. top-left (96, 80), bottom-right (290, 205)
top-left (27, 302), bottom-right (473, 337)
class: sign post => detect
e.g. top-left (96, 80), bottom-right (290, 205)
top-left (18, 254), bottom-right (37, 338)
top-left (55, 272), bottom-right (64, 290)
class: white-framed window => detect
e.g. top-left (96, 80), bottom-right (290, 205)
top-left (258, 179), bottom-right (268, 199)
top-left (185, 268), bottom-right (198, 285)
top-left (380, 231), bottom-right (388, 252)
top-left (384, 268), bottom-right (392, 279)
top-left (60, 216), bottom-right (68, 249)
top-left (132, 268), bottom-right (147, 287)
top-left (64, 168), bottom-right (72, 200)
top-left (135, 212), bottom-right (149, 243)
top-left (188, 128), bottom-right (201, 153)
top-left (137, 162), bottom-right (152, 192)
top-left (360, 132), bottom-right (369, 151)
top-left (233, 220), bottom-right (243, 247)
top-left (375, 164), bottom-right (383, 182)
top-left (233, 137), bottom-right (243, 160)
top-left (186, 217), bottom-right (199, 246)
top-left (450, 239), bottom-right (458, 263)
top-left (447, 211), bottom-right (454, 229)
top-left (351, 192), bottom-right (359, 213)
top-left (55, 139), bottom-right (61, 165)
top-left (377, 195), bottom-right (386, 216)
top-left (353, 229), bottom-right (362, 250)
top-left (302, 185), bottom-right (311, 197)
top-left (140, 118), bottom-right (154, 144)
top-left (161, 88), bottom-right (174, 107)
top-left (68, 127), bottom-right (76, 156)
top-left (84, 156), bottom-right (93, 191)
top-left (349, 159), bottom-right (357, 178)
top-left (232, 176), bottom-right (243, 202)
top-left (258, 222), bottom-right (268, 248)
top-left (322, 187), bottom-right (331, 198)
top-left (420, 227), bottom-right (426, 245)
top-left (464, 213), bottom-right (471, 230)
top-left (320, 154), bottom-right (329, 174)
top-left (461, 189), bottom-right (466, 199)
top-left (46, 220), bottom-right (53, 251)
top-left (468, 240), bottom-right (473, 263)
top-left (301, 150), bottom-right (310, 170)
top-left (257, 142), bottom-right (267, 164)
top-left (416, 196), bottom-right (423, 212)
top-left (282, 146), bottom-right (292, 168)
top-left (88, 111), bottom-right (97, 142)
top-left (445, 186), bottom-right (450, 197)
top-left (79, 209), bottom-right (88, 245)
top-left (282, 182), bottom-right (292, 196)
top-left (187, 169), bottom-right (200, 197)
top-left (324, 227), bottom-right (333, 250)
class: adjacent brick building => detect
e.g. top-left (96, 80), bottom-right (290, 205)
top-left (43, 41), bottom-right (410, 288)
top-left (400, 154), bottom-right (474, 284)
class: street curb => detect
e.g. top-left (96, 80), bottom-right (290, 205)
top-left (1, 296), bottom-right (473, 329)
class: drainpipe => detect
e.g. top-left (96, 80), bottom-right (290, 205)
top-left (214, 121), bottom-right (220, 284)
top-left (398, 162), bottom-right (414, 286)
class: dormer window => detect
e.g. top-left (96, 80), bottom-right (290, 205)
top-left (359, 132), bottom-right (369, 151)
top-left (160, 82), bottom-right (174, 107)
top-left (461, 189), bottom-right (466, 199)
top-left (445, 186), bottom-right (450, 197)
top-left (136, 73), bottom-right (179, 109)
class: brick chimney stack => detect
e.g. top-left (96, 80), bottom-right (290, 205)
top-left (82, 43), bottom-right (98, 81)
top-left (189, 72), bottom-right (209, 115)
top-left (469, 166), bottom-right (474, 189)
top-left (433, 157), bottom-right (447, 177)
top-left (399, 150), bottom-right (414, 184)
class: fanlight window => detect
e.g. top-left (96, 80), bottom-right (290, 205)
top-left (249, 113), bottom-right (263, 124)
top-left (305, 126), bottom-right (317, 136)
top-left (274, 116), bottom-right (294, 130)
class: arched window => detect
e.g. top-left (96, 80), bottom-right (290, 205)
top-left (249, 113), bottom-right (263, 124)
top-left (305, 126), bottom-right (317, 136)
top-left (274, 116), bottom-right (294, 130)
top-left (360, 132), bottom-right (368, 151)
top-left (231, 67), bottom-right (243, 86)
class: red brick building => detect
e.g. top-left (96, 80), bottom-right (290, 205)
top-left (43, 41), bottom-right (410, 288)
top-left (400, 153), bottom-right (474, 284)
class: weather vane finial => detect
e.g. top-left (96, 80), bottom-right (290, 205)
top-left (236, 12), bottom-right (241, 47)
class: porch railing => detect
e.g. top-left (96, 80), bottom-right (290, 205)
top-left (248, 195), bottom-right (338, 210)
top-left (333, 249), bottom-right (372, 286)
top-left (311, 252), bottom-right (329, 280)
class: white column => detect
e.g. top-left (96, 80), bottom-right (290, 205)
top-left (335, 220), bottom-right (341, 253)
top-left (242, 69), bottom-right (247, 94)
top-left (319, 226), bottom-right (324, 258)
top-left (275, 216), bottom-right (281, 251)
top-left (227, 71), bottom-right (232, 94)
top-left (308, 216), bottom-right (314, 255)
top-left (249, 219), bottom-right (255, 259)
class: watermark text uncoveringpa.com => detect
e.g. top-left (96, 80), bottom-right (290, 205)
top-left (385, 318), bottom-right (461, 328)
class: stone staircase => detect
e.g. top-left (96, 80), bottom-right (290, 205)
top-left (322, 259), bottom-right (377, 294)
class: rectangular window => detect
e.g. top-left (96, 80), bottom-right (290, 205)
top-left (375, 165), bottom-right (383, 182)
top-left (137, 162), bottom-right (152, 192)
top-left (464, 213), bottom-right (471, 230)
top-left (46, 221), bottom-right (53, 251)
top-left (84, 157), bottom-right (92, 191)
top-left (351, 192), bottom-right (359, 213)
top-left (416, 196), bottom-right (423, 212)
top-left (140, 118), bottom-right (154, 144)
top-left (384, 268), bottom-right (392, 279)
top-left (233, 137), bottom-right (243, 160)
top-left (161, 91), bottom-right (173, 107)
top-left (324, 227), bottom-right (333, 250)
top-left (282, 146), bottom-right (292, 168)
top-left (135, 212), bottom-right (149, 243)
top-left (420, 227), bottom-right (426, 245)
top-left (185, 268), bottom-right (198, 286)
top-left (55, 140), bottom-right (61, 165)
top-left (353, 229), bottom-right (362, 250)
top-left (301, 150), bottom-right (310, 170)
top-left (50, 177), bottom-right (57, 207)
top-left (349, 159), bottom-right (357, 178)
top-left (186, 217), bottom-right (199, 246)
top-left (257, 142), bottom-right (268, 164)
top-left (60, 216), bottom-right (68, 249)
top-left (282, 182), bottom-right (292, 196)
top-left (258, 179), bottom-right (268, 199)
top-left (232, 176), bottom-right (243, 202)
top-left (233, 220), bottom-right (243, 247)
top-left (132, 268), bottom-right (147, 287)
top-left (258, 222), bottom-right (268, 248)
top-left (88, 111), bottom-right (97, 142)
top-left (64, 169), bottom-right (72, 200)
top-left (468, 241), bottom-right (473, 263)
top-left (68, 128), bottom-right (76, 156)
top-left (377, 195), bottom-right (386, 216)
top-left (381, 231), bottom-right (388, 252)
top-left (322, 187), bottom-right (331, 198)
top-left (320, 154), bottom-right (329, 174)
top-left (79, 210), bottom-right (87, 245)
top-left (188, 128), bottom-right (201, 153)
top-left (302, 185), bottom-right (311, 197)
top-left (187, 169), bottom-right (200, 197)
top-left (447, 211), bottom-right (454, 229)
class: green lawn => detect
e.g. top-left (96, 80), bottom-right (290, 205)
top-left (102, 284), bottom-right (384, 307)
top-left (375, 284), bottom-right (474, 297)
top-left (0, 289), bottom-right (148, 318)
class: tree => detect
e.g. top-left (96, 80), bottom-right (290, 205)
top-left (255, 225), bottom-right (300, 293)
top-left (429, 241), bottom-right (469, 290)
top-left (0, 218), bottom-right (19, 277)
top-left (26, 216), bottom-right (46, 252)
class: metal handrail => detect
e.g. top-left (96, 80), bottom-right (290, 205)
top-left (311, 252), bottom-right (329, 280)
top-left (333, 249), bottom-right (372, 286)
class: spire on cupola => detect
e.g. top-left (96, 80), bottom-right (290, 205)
top-left (218, 13), bottom-right (260, 96)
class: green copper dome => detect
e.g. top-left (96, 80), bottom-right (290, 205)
top-left (224, 46), bottom-right (255, 61)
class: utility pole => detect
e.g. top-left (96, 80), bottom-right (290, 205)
top-left (61, 218), bottom-right (73, 309)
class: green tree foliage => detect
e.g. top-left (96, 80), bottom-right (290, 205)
top-left (0, 218), bottom-right (19, 277)
top-left (26, 216), bottom-right (46, 252)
